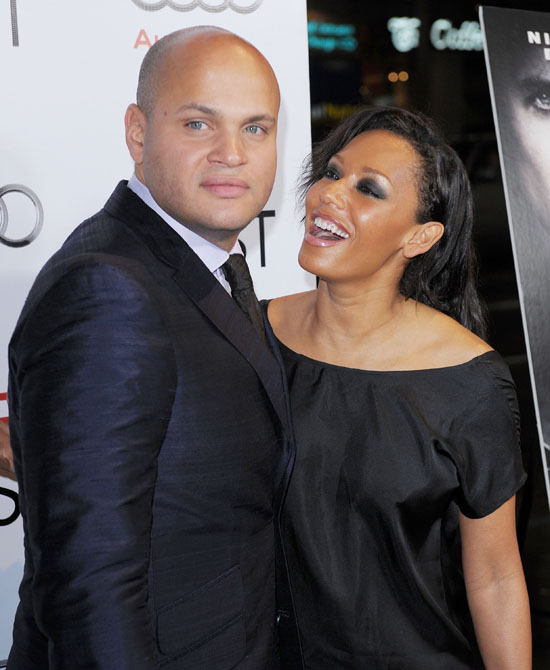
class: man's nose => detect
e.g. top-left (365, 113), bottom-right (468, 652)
top-left (208, 130), bottom-right (246, 167)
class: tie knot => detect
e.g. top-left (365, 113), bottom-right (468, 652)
top-left (222, 254), bottom-right (254, 295)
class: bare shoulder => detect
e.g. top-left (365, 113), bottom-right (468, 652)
top-left (268, 291), bottom-right (315, 342)
top-left (408, 302), bottom-right (492, 368)
top-left (268, 291), bottom-right (314, 323)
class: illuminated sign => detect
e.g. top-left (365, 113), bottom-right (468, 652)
top-left (430, 19), bottom-right (483, 51)
top-left (387, 17), bottom-right (484, 53)
top-left (308, 21), bottom-right (357, 53)
top-left (387, 17), bottom-right (420, 53)
top-left (311, 103), bottom-right (361, 122)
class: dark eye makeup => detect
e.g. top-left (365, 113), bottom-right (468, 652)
top-left (357, 178), bottom-right (385, 199)
top-left (322, 164), bottom-right (386, 199)
top-left (323, 165), bottom-right (340, 180)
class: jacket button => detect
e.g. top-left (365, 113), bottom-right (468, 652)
top-left (276, 609), bottom-right (289, 626)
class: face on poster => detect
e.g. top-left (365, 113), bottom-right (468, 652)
top-left (481, 5), bottom-right (550, 507)
top-left (487, 11), bottom-right (550, 222)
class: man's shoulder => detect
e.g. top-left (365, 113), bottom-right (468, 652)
top-left (46, 181), bottom-right (163, 270)
top-left (63, 181), bottom-right (142, 250)
top-left (17, 184), bottom-right (165, 314)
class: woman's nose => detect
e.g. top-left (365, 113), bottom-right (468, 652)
top-left (319, 179), bottom-right (346, 209)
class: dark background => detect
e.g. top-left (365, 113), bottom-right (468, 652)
top-left (305, 1), bottom-right (550, 666)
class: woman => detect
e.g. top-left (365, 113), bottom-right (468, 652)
top-left (267, 107), bottom-right (531, 669)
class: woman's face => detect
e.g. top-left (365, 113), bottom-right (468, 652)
top-left (299, 129), bottom-right (423, 286)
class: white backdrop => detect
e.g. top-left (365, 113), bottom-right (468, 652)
top-left (0, 0), bottom-right (312, 657)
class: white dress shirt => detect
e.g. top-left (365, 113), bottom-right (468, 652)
top-left (127, 174), bottom-right (242, 293)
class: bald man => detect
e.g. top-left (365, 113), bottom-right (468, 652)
top-left (7, 27), bottom-right (300, 670)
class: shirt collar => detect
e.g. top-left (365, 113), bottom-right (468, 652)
top-left (127, 174), bottom-right (241, 272)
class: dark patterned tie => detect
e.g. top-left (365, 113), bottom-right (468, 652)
top-left (222, 254), bottom-right (266, 344)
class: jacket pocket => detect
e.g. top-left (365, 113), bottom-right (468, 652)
top-left (156, 564), bottom-right (245, 668)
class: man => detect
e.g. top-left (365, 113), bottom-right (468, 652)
top-left (7, 27), bottom-right (299, 669)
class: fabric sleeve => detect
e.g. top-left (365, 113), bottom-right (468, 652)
top-left (9, 259), bottom-right (177, 669)
top-left (450, 356), bottom-right (527, 519)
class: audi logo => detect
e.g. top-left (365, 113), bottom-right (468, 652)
top-left (131, 0), bottom-right (264, 13)
top-left (0, 184), bottom-right (43, 248)
top-left (0, 487), bottom-right (19, 527)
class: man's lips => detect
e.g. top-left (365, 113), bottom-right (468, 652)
top-left (201, 176), bottom-right (249, 198)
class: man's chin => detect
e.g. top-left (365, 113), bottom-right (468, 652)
top-left (186, 219), bottom-right (249, 250)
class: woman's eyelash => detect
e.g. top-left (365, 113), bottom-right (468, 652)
top-left (323, 166), bottom-right (340, 179)
top-left (321, 168), bottom-right (385, 199)
top-left (357, 179), bottom-right (385, 199)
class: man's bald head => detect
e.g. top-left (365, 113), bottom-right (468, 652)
top-left (136, 26), bottom-right (278, 118)
top-left (125, 23), bottom-right (280, 249)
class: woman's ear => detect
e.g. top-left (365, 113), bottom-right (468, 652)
top-left (403, 221), bottom-right (444, 259)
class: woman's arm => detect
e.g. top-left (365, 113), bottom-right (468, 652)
top-left (460, 496), bottom-right (531, 669)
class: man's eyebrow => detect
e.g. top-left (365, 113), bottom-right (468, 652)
top-left (245, 114), bottom-right (277, 126)
top-left (519, 75), bottom-right (550, 89)
top-left (174, 104), bottom-right (276, 126)
top-left (175, 103), bottom-right (219, 116)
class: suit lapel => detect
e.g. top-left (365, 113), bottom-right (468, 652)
top-left (172, 251), bottom-right (291, 441)
top-left (104, 182), bottom-right (291, 439)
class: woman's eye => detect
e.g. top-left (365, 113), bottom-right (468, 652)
top-left (323, 167), bottom-right (340, 180)
top-left (357, 180), bottom-right (384, 199)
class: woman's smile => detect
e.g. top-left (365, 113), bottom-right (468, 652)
top-left (304, 211), bottom-right (351, 247)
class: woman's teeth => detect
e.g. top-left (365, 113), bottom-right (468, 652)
top-left (313, 217), bottom-right (350, 239)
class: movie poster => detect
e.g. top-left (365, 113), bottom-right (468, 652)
top-left (480, 6), bottom-right (550, 508)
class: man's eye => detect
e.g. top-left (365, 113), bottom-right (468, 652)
top-left (520, 78), bottom-right (550, 115)
top-left (245, 125), bottom-right (265, 135)
top-left (530, 91), bottom-right (550, 113)
top-left (187, 121), bottom-right (207, 130)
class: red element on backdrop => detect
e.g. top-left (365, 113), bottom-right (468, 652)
top-left (0, 391), bottom-right (7, 422)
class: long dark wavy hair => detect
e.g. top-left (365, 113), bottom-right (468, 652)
top-left (299, 106), bottom-right (488, 339)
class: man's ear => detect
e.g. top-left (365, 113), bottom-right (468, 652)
top-left (403, 221), bottom-right (444, 259)
top-left (125, 103), bottom-right (146, 166)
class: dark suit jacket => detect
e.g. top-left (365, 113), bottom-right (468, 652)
top-left (7, 182), bottom-right (300, 670)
